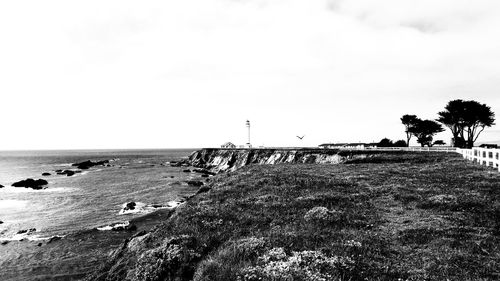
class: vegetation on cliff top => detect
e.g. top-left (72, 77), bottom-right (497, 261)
top-left (89, 152), bottom-right (500, 281)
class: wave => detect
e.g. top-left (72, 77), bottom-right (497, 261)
top-left (0, 199), bottom-right (29, 209)
top-left (118, 200), bottom-right (184, 215)
top-left (53, 163), bottom-right (73, 167)
top-left (97, 221), bottom-right (130, 231)
top-left (0, 228), bottom-right (37, 241)
top-left (0, 231), bottom-right (64, 242)
top-left (0, 186), bottom-right (75, 193)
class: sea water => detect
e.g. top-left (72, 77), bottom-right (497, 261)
top-left (0, 149), bottom-right (198, 240)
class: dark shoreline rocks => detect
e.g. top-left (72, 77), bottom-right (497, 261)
top-left (124, 202), bottom-right (136, 211)
top-left (12, 179), bottom-right (48, 190)
top-left (17, 228), bottom-right (36, 235)
top-left (56, 170), bottom-right (76, 176)
top-left (72, 160), bottom-right (109, 170)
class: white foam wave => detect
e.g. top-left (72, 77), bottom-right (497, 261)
top-left (53, 163), bottom-right (72, 167)
top-left (1, 186), bottom-right (74, 193)
top-left (118, 200), bottom-right (184, 215)
top-left (0, 228), bottom-right (37, 241)
top-left (97, 221), bottom-right (130, 231)
top-left (0, 199), bottom-right (29, 210)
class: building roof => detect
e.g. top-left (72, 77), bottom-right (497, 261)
top-left (221, 142), bottom-right (236, 147)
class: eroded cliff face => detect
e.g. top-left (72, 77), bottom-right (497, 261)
top-left (189, 148), bottom-right (348, 173)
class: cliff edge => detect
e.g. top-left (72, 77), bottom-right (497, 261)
top-left (189, 148), bottom-right (364, 173)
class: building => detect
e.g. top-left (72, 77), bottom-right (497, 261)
top-left (318, 143), bottom-right (378, 149)
top-left (479, 144), bottom-right (498, 149)
top-left (221, 142), bottom-right (237, 148)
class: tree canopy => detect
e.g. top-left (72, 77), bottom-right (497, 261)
top-left (412, 119), bottom-right (444, 147)
top-left (437, 99), bottom-right (495, 148)
top-left (400, 114), bottom-right (418, 147)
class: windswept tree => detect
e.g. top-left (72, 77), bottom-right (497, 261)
top-left (462, 101), bottom-right (495, 148)
top-left (437, 99), bottom-right (495, 148)
top-left (401, 114), bottom-right (418, 147)
top-left (412, 119), bottom-right (444, 147)
top-left (437, 100), bottom-right (466, 148)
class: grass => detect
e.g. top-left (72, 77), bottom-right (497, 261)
top-left (89, 152), bottom-right (500, 281)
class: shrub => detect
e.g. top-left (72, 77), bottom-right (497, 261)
top-left (237, 248), bottom-right (355, 281)
top-left (193, 237), bottom-right (267, 281)
top-left (304, 206), bottom-right (343, 223)
top-left (133, 235), bottom-right (201, 281)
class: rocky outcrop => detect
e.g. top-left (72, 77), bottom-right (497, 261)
top-left (72, 160), bottom-right (109, 170)
top-left (42, 172), bottom-right (51, 176)
top-left (12, 179), bottom-right (48, 190)
top-left (189, 148), bottom-right (355, 173)
top-left (56, 170), bottom-right (76, 176)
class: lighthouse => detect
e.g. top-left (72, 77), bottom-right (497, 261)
top-left (246, 120), bottom-right (251, 148)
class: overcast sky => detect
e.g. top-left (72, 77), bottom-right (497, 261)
top-left (1, 0), bottom-right (499, 149)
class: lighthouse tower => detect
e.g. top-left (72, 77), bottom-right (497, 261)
top-left (246, 120), bottom-right (251, 148)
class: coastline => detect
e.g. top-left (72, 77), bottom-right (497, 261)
top-left (87, 151), bottom-right (500, 281)
top-left (0, 202), bottom-right (186, 281)
top-left (0, 149), bottom-right (200, 280)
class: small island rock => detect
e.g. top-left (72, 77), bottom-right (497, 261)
top-left (72, 160), bottom-right (109, 170)
top-left (12, 179), bottom-right (48, 190)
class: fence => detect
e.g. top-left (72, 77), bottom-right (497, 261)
top-left (457, 147), bottom-right (500, 172)
top-left (352, 146), bottom-right (457, 152)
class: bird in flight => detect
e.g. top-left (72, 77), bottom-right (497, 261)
top-left (296, 135), bottom-right (305, 140)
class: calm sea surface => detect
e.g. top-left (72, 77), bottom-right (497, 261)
top-left (0, 149), bottom-right (197, 240)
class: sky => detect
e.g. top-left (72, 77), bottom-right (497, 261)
top-left (1, 0), bottom-right (499, 149)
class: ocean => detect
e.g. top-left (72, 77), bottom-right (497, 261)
top-left (0, 149), bottom-right (198, 243)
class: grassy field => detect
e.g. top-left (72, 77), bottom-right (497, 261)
top-left (90, 152), bottom-right (500, 281)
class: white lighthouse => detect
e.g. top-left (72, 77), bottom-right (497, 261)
top-left (246, 120), bottom-right (251, 148)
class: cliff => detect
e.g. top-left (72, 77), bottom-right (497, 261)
top-left (84, 152), bottom-right (500, 281)
top-left (189, 148), bottom-right (362, 173)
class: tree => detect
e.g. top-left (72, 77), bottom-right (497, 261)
top-left (378, 138), bottom-right (393, 147)
top-left (412, 119), bottom-right (444, 147)
top-left (462, 101), bottom-right (495, 148)
top-left (401, 114), bottom-right (418, 147)
top-left (437, 100), bottom-right (466, 148)
top-left (437, 99), bottom-right (495, 148)
top-left (393, 140), bottom-right (407, 147)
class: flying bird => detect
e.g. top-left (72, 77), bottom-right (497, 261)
top-left (296, 135), bottom-right (305, 140)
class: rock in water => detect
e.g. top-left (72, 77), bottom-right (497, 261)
top-left (17, 228), bottom-right (36, 234)
top-left (11, 179), bottom-right (48, 190)
top-left (42, 172), bottom-right (51, 176)
top-left (47, 236), bottom-right (62, 244)
top-left (56, 170), bottom-right (76, 176)
top-left (125, 202), bottom-right (136, 211)
top-left (186, 181), bottom-right (204, 187)
top-left (64, 170), bottom-right (75, 176)
top-left (0, 184), bottom-right (4, 188)
top-left (72, 160), bottom-right (110, 170)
